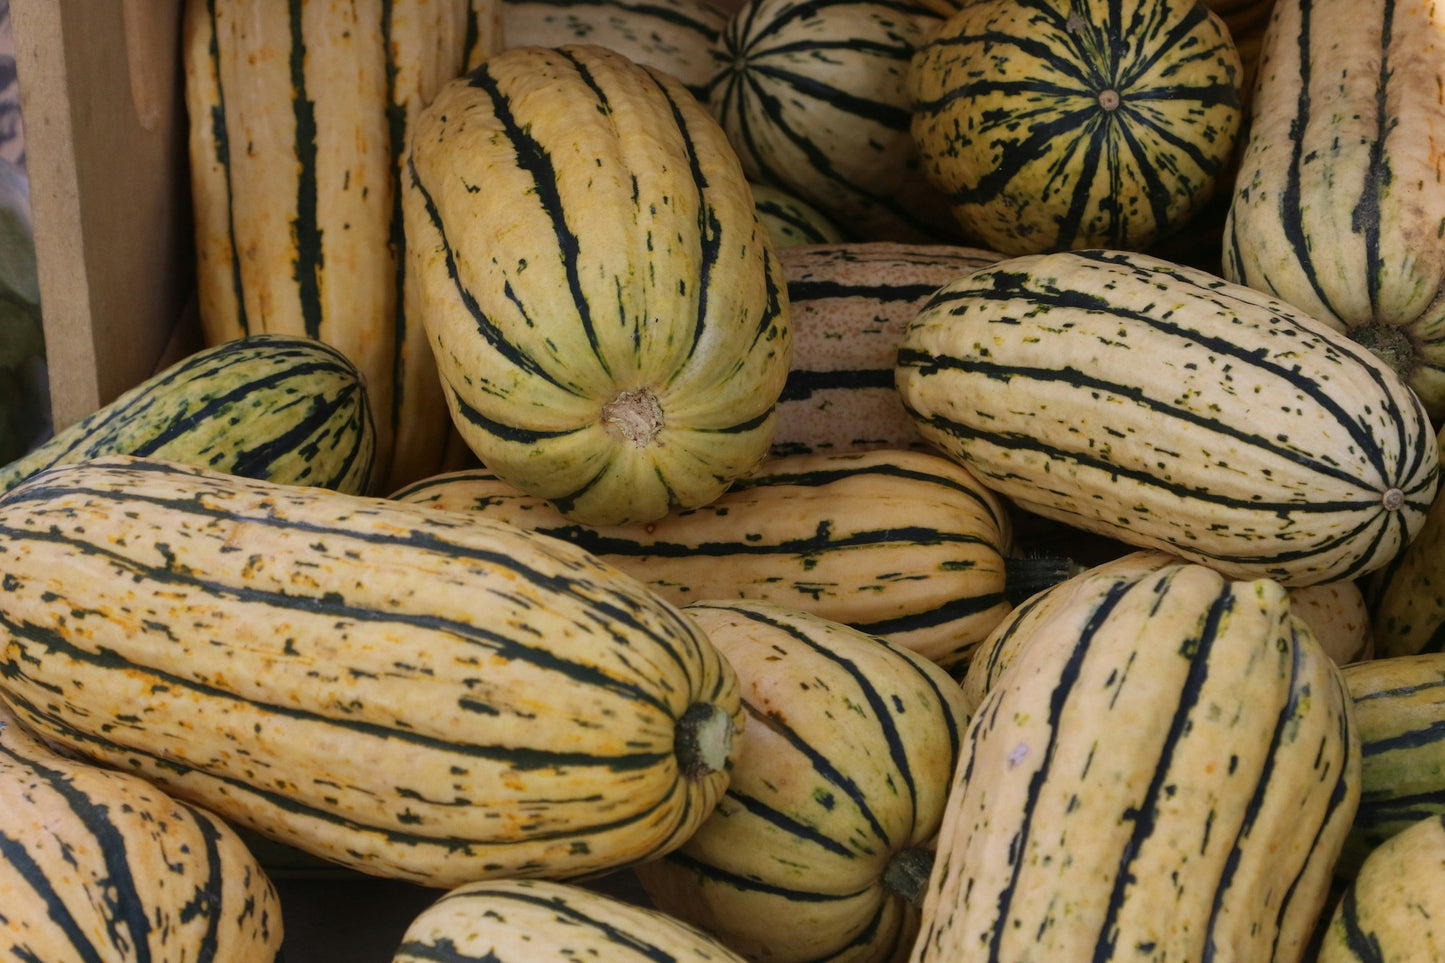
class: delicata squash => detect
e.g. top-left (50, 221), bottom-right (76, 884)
top-left (403, 43), bottom-right (792, 526)
top-left (0, 455), bottom-right (742, 887)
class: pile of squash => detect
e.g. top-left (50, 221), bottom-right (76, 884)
top-left (3, 0), bottom-right (1445, 960)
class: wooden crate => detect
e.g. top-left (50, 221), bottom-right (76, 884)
top-left (12, 0), bottom-right (198, 433)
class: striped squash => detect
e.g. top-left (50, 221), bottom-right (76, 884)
top-left (635, 600), bottom-right (969, 963)
top-left (502, 0), bottom-right (726, 98)
top-left (0, 455), bottom-right (742, 887)
top-left (964, 551), bottom-right (1375, 717)
top-left (404, 43), bottom-right (791, 527)
top-left (1201, 0), bottom-right (1276, 116)
top-left (962, 548), bottom-right (1374, 716)
top-left (907, 0), bottom-right (1243, 256)
top-left (958, 550), bottom-right (1176, 715)
top-left (772, 241), bottom-right (1002, 458)
top-left (1362, 428), bottom-right (1445, 659)
top-left (394, 878), bottom-right (747, 962)
top-left (1335, 654), bottom-right (1445, 879)
top-left (894, 248), bottom-right (1440, 587)
top-left (391, 447), bottom-right (1016, 671)
top-left (0, 333), bottom-right (375, 495)
top-left (0, 703), bottom-right (284, 962)
top-left (182, 0), bottom-right (501, 494)
top-left (709, 0), bottom-right (957, 244)
top-left (913, 558), bottom-right (1360, 962)
top-left (1223, 0), bottom-right (1445, 420)
top-left (750, 182), bottom-right (846, 249)
top-left (1316, 812), bottom-right (1445, 963)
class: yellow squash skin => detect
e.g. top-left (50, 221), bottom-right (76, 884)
top-left (1317, 812), bottom-right (1445, 963)
top-left (183, 0), bottom-right (502, 493)
top-left (772, 241), bottom-right (1003, 457)
top-left (964, 550), bottom-right (1372, 714)
top-left (1223, 0), bottom-right (1445, 419)
top-left (895, 249), bottom-right (1439, 587)
top-left (0, 704), bottom-right (284, 962)
top-left (0, 455), bottom-right (742, 888)
top-left (392, 448), bottom-right (1014, 671)
top-left (913, 559), bottom-right (1360, 962)
top-left (394, 878), bottom-right (748, 962)
top-left (707, 0), bottom-right (955, 245)
top-left (1335, 653), bottom-right (1445, 879)
top-left (403, 43), bottom-right (791, 526)
top-left (636, 601), bottom-right (970, 963)
top-left (1367, 426), bottom-right (1445, 658)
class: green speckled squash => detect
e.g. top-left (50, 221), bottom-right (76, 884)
top-left (907, 0), bottom-right (1242, 255)
top-left (404, 43), bottom-right (791, 526)
top-left (0, 333), bottom-right (375, 495)
top-left (1336, 653), bottom-right (1445, 879)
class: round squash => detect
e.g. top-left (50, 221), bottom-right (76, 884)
top-left (907, 0), bottom-right (1243, 255)
top-left (404, 43), bottom-right (791, 526)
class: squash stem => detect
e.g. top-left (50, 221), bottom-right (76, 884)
top-left (675, 702), bottom-right (735, 779)
top-left (882, 847), bottom-right (935, 909)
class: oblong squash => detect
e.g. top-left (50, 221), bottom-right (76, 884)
top-left (0, 333), bottom-right (376, 495)
top-left (0, 703), bottom-right (284, 962)
top-left (894, 248), bottom-right (1439, 586)
top-left (1223, 0), bottom-right (1445, 420)
top-left (913, 559), bottom-right (1360, 962)
top-left (394, 878), bottom-right (748, 962)
top-left (1317, 812), bottom-right (1445, 963)
top-left (773, 241), bottom-right (1002, 457)
top-left (0, 455), bottom-right (742, 887)
top-left (501, 0), bottom-right (726, 99)
top-left (635, 600), bottom-right (970, 963)
top-left (1335, 653), bottom-right (1445, 879)
top-left (404, 43), bottom-right (791, 526)
top-left (964, 550), bottom-right (1372, 714)
top-left (391, 448), bottom-right (1015, 670)
top-left (183, 0), bottom-right (502, 492)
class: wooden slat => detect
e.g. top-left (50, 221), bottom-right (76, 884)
top-left (11, 0), bottom-right (191, 430)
